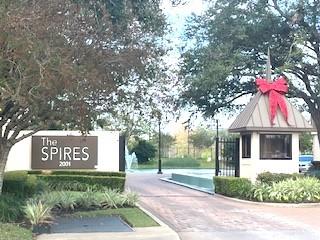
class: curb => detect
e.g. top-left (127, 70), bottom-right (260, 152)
top-left (160, 177), bottom-right (214, 194)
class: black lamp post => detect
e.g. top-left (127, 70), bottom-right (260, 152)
top-left (215, 119), bottom-right (219, 176)
top-left (157, 111), bottom-right (162, 174)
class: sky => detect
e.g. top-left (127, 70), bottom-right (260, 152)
top-left (160, 0), bottom-right (238, 134)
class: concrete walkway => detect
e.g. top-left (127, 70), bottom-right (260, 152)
top-left (126, 173), bottom-right (320, 240)
top-left (37, 226), bottom-right (178, 240)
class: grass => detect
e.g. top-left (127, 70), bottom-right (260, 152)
top-left (135, 157), bottom-right (215, 169)
top-left (0, 223), bottom-right (32, 240)
top-left (69, 207), bottom-right (159, 228)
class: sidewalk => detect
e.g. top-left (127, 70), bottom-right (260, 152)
top-left (37, 226), bottom-right (179, 240)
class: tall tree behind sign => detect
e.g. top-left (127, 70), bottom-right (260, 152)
top-left (180, 0), bottom-right (320, 140)
top-left (0, 0), bottom-right (168, 193)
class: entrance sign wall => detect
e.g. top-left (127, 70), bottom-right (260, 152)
top-left (5, 131), bottom-right (123, 172)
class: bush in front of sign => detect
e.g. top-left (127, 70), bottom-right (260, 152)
top-left (0, 195), bottom-right (24, 222)
top-left (38, 171), bottom-right (126, 178)
top-left (37, 175), bottom-right (125, 192)
top-left (2, 171), bottom-right (46, 198)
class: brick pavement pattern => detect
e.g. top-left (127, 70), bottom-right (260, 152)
top-left (126, 173), bottom-right (320, 240)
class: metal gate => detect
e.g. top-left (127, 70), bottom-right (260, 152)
top-left (215, 138), bottom-right (240, 177)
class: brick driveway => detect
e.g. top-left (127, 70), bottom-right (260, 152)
top-left (126, 173), bottom-right (320, 240)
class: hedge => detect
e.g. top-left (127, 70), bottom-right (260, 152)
top-left (37, 175), bottom-right (125, 192)
top-left (2, 171), bottom-right (45, 197)
top-left (256, 172), bottom-right (302, 185)
top-left (27, 170), bottom-right (125, 178)
top-left (0, 194), bottom-right (24, 222)
top-left (213, 176), bottom-right (253, 199)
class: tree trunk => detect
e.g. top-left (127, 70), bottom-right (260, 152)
top-left (0, 146), bottom-right (11, 194)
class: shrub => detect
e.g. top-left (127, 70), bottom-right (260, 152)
top-left (76, 190), bottom-right (102, 209)
top-left (23, 200), bottom-right (52, 226)
top-left (3, 171), bottom-right (46, 197)
top-left (0, 195), bottom-right (24, 222)
top-left (37, 175), bottom-right (125, 192)
top-left (131, 140), bottom-right (156, 163)
top-left (256, 172), bottom-right (302, 185)
top-left (37, 190), bottom-right (138, 211)
top-left (251, 177), bottom-right (320, 203)
top-left (123, 191), bottom-right (138, 207)
top-left (306, 162), bottom-right (320, 179)
top-left (55, 192), bottom-right (80, 212)
top-left (213, 176), bottom-right (253, 199)
top-left (99, 189), bottom-right (128, 209)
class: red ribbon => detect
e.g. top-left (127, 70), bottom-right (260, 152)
top-left (256, 76), bottom-right (289, 125)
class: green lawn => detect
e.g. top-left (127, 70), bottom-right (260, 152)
top-left (134, 157), bottom-right (215, 169)
top-left (70, 207), bottom-right (159, 228)
top-left (0, 223), bottom-right (33, 240)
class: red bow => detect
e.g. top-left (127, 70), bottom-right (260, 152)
top-left (256, 76), bottom-right (289, 125)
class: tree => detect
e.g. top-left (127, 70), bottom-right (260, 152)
top-left (95, 70), bottom-right (177, 142)
top-left (0, 0), bottom-right (168, 193)
top-left (131, 140), bottom-right (156, 163)
top-left (299, 132), bottom-right (313, 154)
top-left (180, 0), bottom-right (320, 143)
top-left (189, 128), bottom-right (214, 149)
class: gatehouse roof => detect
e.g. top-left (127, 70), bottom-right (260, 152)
top-left (229, 92), bottom-right (315, 133)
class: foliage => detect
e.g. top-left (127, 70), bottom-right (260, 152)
top-left (37, 175), bottom-right (125, 192)
top-left (0, 223), bottom-right (32, 240)
top-left (214, 175), bottom-right (320, 203)
top-left (256, 172), bottom-right (302, 185)
top-left (123, 191), bottom-right (139, 208)
top-left (28, 171), bottom-right (126, 178)
top-left (299, 133), bottom-right (313, 154)
top-left (150, 132), bottom-right (176, 150)
top-left (37, 189), bottom-right (138, 212)
top-left (2, 171), bottom-right (46, 197)
top-left (75, 189), bottom-right (102, 209)
top-left (180, 0), bottom-right (320, 143)
top-left (306, 161), bottom-right (320, 178)
top-left (213, 176), bottom-right (253, 199)
top-left (54, 192), bottom-right (80, 212)
top-left (251, 177), bottom-right (320, 203)
top-left (23, 200), bottom-right (52, 226)
top-left (131, 140), bottom-right (156, 163)
top-left (100, 189), bottom-right (126, 209)
top-left (0, 194), bottom-right (24, 222)
top-left (0, 0), bottom-right (169, 193)
top-left (189, 128), bottom-right (214, 149)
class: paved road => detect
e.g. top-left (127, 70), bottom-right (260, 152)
top-left (126, 173), bottom-right (320, 240)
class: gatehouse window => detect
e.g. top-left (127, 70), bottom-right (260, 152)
top-left (260, 134), bottom-right (292, 159)
top-left (242, 134), bottom-right (251, 158)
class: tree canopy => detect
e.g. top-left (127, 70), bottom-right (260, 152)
top-left (0, 0), bottom-right (169, 192)
top-left (180, 0), bottom-right (320, 138)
